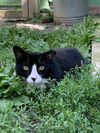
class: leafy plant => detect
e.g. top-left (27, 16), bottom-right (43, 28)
top-left (0, 17), bottom-right (99, 132)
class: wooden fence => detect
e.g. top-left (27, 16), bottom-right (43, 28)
top-left (0, 0), bottom-right (100, 19)
top-left (0, 0), bottom-right (39, 19)
top-left (22, 0), bottom-right (39, 18)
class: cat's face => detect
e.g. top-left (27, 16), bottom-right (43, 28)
top-left (13, 46), bottom-right (56, 85)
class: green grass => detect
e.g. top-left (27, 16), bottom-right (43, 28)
top-left (0, 17), bottom-right (100, 132)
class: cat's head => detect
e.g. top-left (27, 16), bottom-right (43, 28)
top-left (13, 46), bottom-right (56, 85)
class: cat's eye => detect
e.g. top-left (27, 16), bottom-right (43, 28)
top-left (39, 66), bottom-right (45, 71)
top-left (23, 66), bottom-right (29, 71)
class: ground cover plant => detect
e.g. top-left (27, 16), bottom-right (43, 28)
top-left (0, 17), bottom-right (100, 132)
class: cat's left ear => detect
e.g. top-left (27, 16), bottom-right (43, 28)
top-left (13, 46), bottom-right (26, 60)
top-left (43, 50), bottom-right (56, 60)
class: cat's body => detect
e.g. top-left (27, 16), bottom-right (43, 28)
top-left (13, 46), bottom-right (88, 86)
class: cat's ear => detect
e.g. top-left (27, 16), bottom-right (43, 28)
top-left (13, 46), bottom-right (26, 60)
top-left (43, 50), bottom-right (56, 60)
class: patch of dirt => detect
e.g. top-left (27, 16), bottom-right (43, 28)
top-left (0, 18), bottom-right (55, 30)
top-left (92, 42), bottom-right (100, 72)
top-left (0, 18), bottom-right (70, 30)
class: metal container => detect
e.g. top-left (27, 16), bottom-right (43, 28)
top-left (53, 0), bottom-right (88, 25)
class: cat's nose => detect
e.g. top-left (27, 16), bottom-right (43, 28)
top-left (31, 78), bottom-right (36, 81)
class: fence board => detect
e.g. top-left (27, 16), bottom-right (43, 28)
top-left (0, 10), bottom-right (22, 18)
top-left (28, 0), bottom-right (39, 18)
top-left (0, 0), bottom-right (21, 5)
top-left (21, 0), bottom-right (28, 18)
top-left (0, 5), bottom-right (21, 10)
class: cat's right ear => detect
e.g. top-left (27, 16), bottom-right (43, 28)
top-left (13, 46), bottom-right (26, 60)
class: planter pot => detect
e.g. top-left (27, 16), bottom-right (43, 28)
top-left (53, 0), bottom-right (89, 25)
top-left (39, 0), bottom-right (50, 12)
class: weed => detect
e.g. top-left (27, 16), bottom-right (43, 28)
top-left (0, 17), bottom-right (100, 132)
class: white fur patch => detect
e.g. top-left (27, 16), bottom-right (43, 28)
top-left (26, 64), bottom-right (48, 85)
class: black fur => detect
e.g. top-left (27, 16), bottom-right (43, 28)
top-left (13, 46), bottom-right (88, 82)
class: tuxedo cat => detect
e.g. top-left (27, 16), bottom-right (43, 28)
top-left (13, 46), bottom-right (88, 86)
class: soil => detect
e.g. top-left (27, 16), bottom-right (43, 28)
top-left (0, 18), bottom-right (53, 29)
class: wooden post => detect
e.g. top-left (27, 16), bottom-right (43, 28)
top-left (22, 0), bottom-right (29, 18)
top-left (28, 0), bottom-right (39, 18)
top-left (22, 0), bottom-right (39, 19)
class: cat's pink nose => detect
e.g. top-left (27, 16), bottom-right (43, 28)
top-left (31, 78), bottom-right (36, 81)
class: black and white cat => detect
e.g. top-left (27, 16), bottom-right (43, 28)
top-left (13, 46), bottom-right (88, 86)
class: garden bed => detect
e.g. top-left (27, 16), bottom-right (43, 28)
top-left (0, 17), bottom-right (100, 132)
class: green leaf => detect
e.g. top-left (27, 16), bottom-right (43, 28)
top-left (10, 95), bottom-right (31, 106)
top-left (0, 99), bottom-right (13, 113)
